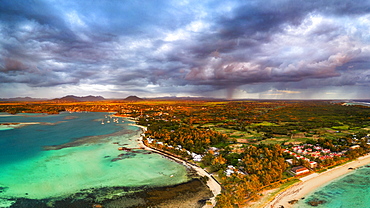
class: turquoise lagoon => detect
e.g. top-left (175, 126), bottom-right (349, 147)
top-left (294, 165), bottom-right (370, 208)
top-left (0, 112), bottom-right (189, 206)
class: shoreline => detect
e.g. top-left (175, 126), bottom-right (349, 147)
top-left (265, 154), bottom-right (370, 208)
top-left (132, 123), bottom-right (221, 208)
top-left (4, 179), bottom-right (212, 208)
top-left (1, 114), bottom-right (212, 208)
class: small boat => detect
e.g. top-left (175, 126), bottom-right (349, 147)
top-left (101, 120), bottom-right (104, 124)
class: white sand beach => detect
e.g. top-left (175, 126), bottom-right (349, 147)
top-left (265, 154), bottom-right (370, 208)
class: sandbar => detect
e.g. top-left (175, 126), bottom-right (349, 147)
top-left (265, 154), bottom-right (370, 208)
top-left (0, 122), bottom-right (40, 130)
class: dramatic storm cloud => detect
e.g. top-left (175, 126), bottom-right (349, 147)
top-left (1, 0), bottom-right (369, 99)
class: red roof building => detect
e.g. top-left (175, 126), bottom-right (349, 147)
top-left (291, 166), bottom-right (310, 175)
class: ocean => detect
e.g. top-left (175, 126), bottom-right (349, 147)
top-left (0, 112), bottom-right (189, 207)
top-left (294, 165), bottom-right (370, 207)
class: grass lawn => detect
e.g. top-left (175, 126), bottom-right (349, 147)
top-left (251, 121), bottom-right (279, 126)
top-left (332, 125), bottom-right (350, 130)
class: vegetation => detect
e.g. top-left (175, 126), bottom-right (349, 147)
top-left (1, 99), bottom-right (370, 207)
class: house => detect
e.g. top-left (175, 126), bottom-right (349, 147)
top-left (286, 159), bottom-right (293, 165)
top-left (225, 169), bottom-right (235, 176)
top-left (147, 137), bottom-right (154, 144)
top-left (309, 161), bottom-right (318, 168)
top-left (209, 147), bottom-right (219, 151)
top-left (350, 145), bottom-right (360, 149)
top-left (291, 166), bottom-right (310, 175)
top-left (191, 153), bottom-right (203, 162)
top-left (209, 147), bottom-right (220, 156)
top-left (295, 155), bottom-right (303, 160)
top-left (322, 149), bottom-right (331, 154)
top-left (225, 165), bottom-right (235, 176)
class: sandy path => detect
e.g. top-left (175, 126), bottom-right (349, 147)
top-left (265, 154), bottom-right (370, 208)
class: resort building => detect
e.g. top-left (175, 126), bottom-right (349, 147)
top-left (291, 166), bottom-right (310, 175)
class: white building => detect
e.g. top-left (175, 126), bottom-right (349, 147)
top-left (191, 153), bottom-right (203, 162)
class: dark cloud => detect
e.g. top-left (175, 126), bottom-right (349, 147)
top-left (216, 1), bottom-right (303, 39)
top-left (216, 0), bottom-right (370, 38)
top-left (1, 58), bottom-right (28, 72)
top-left (181, 1), bottom-right (370, 93)
top-left (0, 0), bottom-right (369, 99)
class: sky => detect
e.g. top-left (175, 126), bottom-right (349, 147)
top-left (1, 0), bottom-right (370, 100)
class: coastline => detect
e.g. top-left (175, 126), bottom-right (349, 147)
top-left (5, 179), bottom-right (212, 208)
top-left (131, 123), bottom-right (222, 208)
top-left (265, 154), bottom-right (370, 208)
top-left (1, 113), bottom-right (212, 208)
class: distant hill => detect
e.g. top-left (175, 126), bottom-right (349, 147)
top-left (147, 96), bottom-right (226, 101)
top-left (51, 95), bottom-right (105, 103)
top-left (124, 95), bottom-right (143, 101)
top-left (0, 97), bottom-right (44, 102)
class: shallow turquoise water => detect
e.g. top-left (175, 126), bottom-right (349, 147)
top-left (0, 112), bottom-right (189, 206)
top-left (294, 165), bottom-right (370, 208)
top-left (0, 112), bottom-right (122, 165)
